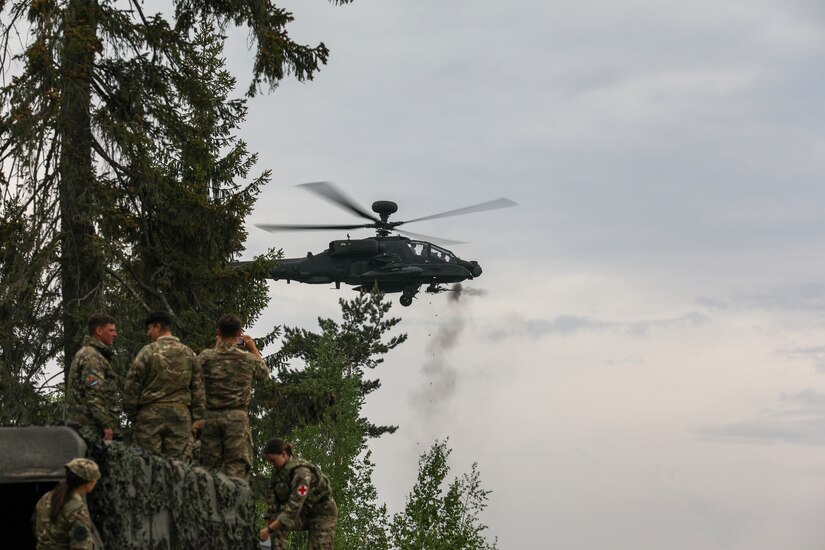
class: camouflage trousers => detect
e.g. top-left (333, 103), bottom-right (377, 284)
top-left (270, 500), bottom-right (337, 550)
top-left (132, 403), bottom-right (193, 461)
top-left (200, 409), bottom-right (252, 480)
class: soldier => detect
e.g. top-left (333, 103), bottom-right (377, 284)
top-left (65, 313), bottom-right (122, 444)
top-left (33, 457), bottom-right (101, 550)
top-left (196, 314), bottom-right (267, 480)
top-left (259, 439), bottom-right (337, 550)
top-left (123, 311), bottom-right (204, 461)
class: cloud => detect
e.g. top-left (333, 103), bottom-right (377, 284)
top-left (695, 389), bottom-right (825, 446)
top-left (626, 311), bottom-right (711, 337)
top-left (487, 311), bottom-right (710, 341)
top-left (778, 344), bottom-right (825, 373)
top-left (696, 283), bottom-right (825, 313)
top-left (526, 315), bottom-right (614, 337)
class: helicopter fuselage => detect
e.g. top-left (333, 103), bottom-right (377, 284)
top-left (269, 235), bottom-right (482, 305)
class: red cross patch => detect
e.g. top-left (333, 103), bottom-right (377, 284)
top-left (296, 484), bottom-right (309, 497)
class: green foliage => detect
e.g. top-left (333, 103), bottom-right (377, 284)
top-left (391, 440), bottom-right (498, 550)
top-left (100, 18), bottom-right (281, 363)
top-left (251, 292), bottom-right (402, 549)
top-left (0, 161), bottom-right (63, 425)
top-left (275, 292), bottom-right (408, 438)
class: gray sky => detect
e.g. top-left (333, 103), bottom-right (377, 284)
top-left (227, 1), bottom-right (825, 548)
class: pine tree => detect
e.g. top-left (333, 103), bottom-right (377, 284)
top-left (275, 292), bottom-right (408, 437)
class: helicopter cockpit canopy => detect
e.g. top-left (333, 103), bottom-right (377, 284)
top-left (406, 241), bottom-right (458, 264)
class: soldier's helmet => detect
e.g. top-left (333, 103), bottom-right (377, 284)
top-left (66, 458), bottom-right (101, 481)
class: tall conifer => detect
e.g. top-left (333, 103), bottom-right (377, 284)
top-left (0, 0), bottom-right (351, 421)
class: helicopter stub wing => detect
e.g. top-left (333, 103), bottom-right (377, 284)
top-left (360, 266), bottom-right (424, 279)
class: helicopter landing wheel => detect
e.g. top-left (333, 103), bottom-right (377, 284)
top-left (400, 295), bottom-right (413, 307)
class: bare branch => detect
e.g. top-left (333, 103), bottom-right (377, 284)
top-left (105, 266), bottom-right (151, 313)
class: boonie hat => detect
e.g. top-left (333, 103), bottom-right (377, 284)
top-left (66, 458), bottom-right (101, 481)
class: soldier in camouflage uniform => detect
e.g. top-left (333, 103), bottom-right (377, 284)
top-left (34, 458), bottom-right (101, 550)
top-left (65, 313), bottom-right (122, 443)
top-left (123, 311), bottom-right (205, 461)
top-left (259, 439), bottom-right (337, 550)
top-left (196, 314), bottom-right (267, 480)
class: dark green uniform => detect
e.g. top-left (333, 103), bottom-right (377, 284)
top-left (65, 336), bottom-right (122, 442)
top-left (265, 456), bottom-right (337, 550)
top-left (123, 335), bottom-right (205, 460)
top-left (34, 491), bottom-right (95, 550)
top-left (198, 342), bottom-right (267, 479)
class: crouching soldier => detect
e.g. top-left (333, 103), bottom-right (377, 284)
top-left (259, 438), bottom-right (337, 550)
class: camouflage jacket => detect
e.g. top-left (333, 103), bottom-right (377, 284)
top-left (266, 456), bottom-right (333, 530)
top-left (198, 341), bottom-right (267, 411)
top-left (65, 336), bottom-right (121, 434)
top-left (34, 490), bottom-right (95, 550)
top-left (123, 336), bottom-right (205, 420)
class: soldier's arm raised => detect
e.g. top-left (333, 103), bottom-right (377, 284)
top-left (240, 333), bottom-right (262, 358)
top-left (251, 354), bottom-right (268, 382)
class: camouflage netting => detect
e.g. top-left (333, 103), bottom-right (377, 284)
top-left (87, 441), bottom-right (258, 550)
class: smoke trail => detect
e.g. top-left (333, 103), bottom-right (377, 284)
top-left (410, 285), bottom-right (487, 448)
top-left (449, 283), bottom-right (488, 303)
top-left (416, 314), bottom-right (464, 413)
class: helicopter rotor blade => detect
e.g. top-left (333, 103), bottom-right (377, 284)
top-left (298, 181), bottom-right (379, 223)
top-left (255, 223), bottom-right (371, 233)
top-left (395, 229), bottom-right (466, 246)
top-left (400, 197), bottom-right (517, 225)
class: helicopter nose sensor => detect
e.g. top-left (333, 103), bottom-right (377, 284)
top-left (458, 259), bottom-right (483, 278)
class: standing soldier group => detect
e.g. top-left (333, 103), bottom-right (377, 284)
top-left (123, 311), bottom-right (204, 462)
top-left (50, 310), bottom-right (337, 550)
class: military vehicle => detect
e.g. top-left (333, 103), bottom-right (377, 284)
top-left (256, 181), bottom-right (516, 306)
top-left (0, 426), bottom-right (258, 549)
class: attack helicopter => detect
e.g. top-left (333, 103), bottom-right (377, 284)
top-left (255, 182), bottom-right (516, 306)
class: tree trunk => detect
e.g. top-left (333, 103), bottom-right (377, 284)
top-left (59, 0), bottom-right (102, 375)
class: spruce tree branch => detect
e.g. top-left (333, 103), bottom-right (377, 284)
top-left (128, 0), bottom-right (150, 28)
top-left (104, 266), bottom-right (151, 313)
top-left (90, 136), bottom-right (129, 175)
top-left (0, 3), bottom-right (28, 74)
top-left (33, 368), bottom-right (63, 390)
top-left (114, 255), bottom-right (184, 328)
